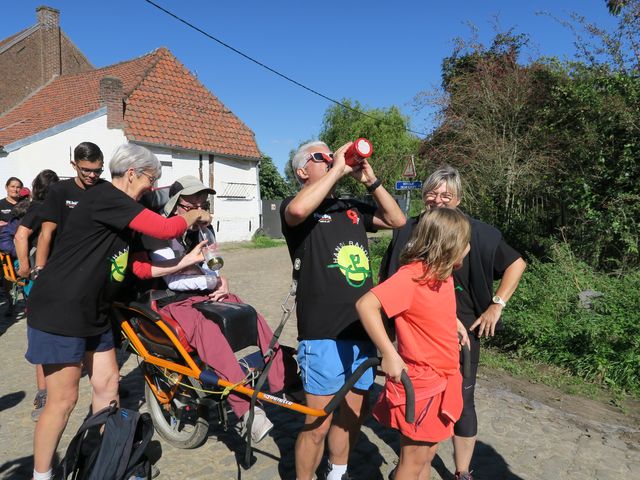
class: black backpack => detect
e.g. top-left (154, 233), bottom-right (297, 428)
top-left (60, 401), bottom-right (154, 480)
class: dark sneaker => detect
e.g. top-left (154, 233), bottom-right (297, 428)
top-left (455, 471), bottom-right (473, 480)
top-left (31, 389), bottom-right (47, 421)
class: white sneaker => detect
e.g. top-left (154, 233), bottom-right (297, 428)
top-left (240, 407), bottom-right (273, 443)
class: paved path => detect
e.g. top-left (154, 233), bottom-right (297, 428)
top-left (0, 245), bottom-right (638, 479)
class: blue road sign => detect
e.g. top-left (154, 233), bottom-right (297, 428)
top-left (395, 180), bottom-right (423, 190)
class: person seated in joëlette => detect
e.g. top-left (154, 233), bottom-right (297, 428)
top-left (130, 175), bottom-right (289, 444)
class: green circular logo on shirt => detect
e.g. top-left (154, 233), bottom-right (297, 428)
top-left (327, 242), bottom-right (371, 288)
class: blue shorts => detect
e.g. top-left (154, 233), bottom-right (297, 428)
top-left (25, 326), bottom-right (114, 365)
top-left (297, 339), bottom-right (376, 395)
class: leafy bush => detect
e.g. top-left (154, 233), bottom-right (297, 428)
top-left (491, 243), bottom-right (640, 394)
top-left (368, 234), bottom-right (391, 285)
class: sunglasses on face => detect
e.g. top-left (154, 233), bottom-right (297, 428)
top-left (73, 163), bottom-right (103, 176)
top-left (178, 201), bottom-right (210, 212)
top-left (306, 152), bottom-right (334, 164)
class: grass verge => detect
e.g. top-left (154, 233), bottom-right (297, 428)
top-left (480, 346), bottom-right (637, 408)
top-left (242, 235), bottom-right (286, 249)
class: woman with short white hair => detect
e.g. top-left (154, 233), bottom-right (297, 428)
top-left (25, 143), bottom-right (212, 480)
top-left (380, 165), bottom-right (526, 480)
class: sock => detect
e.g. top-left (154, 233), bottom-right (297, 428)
top-left (326, 463), bottom-right (347, 480)
top-left (33, 469), bottom-right (52, 480)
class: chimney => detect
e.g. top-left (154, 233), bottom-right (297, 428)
top-left (36, 6), bottom-right (60, 27)
top-left (100, 76), bottom-right (124, 129)
top-left (37, 6), bottom-right (61, 82)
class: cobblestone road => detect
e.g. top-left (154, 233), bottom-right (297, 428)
top-left (0, 245), bottom-right (638, 479)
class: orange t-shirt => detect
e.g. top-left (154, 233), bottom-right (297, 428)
top-left (371, 261), bottom-right (459, 373)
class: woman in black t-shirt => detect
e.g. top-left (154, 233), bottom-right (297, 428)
top-left (379, 165), bottom-right (526, 480)
top-left (12, 169), bottom-right (59, 423)
top-left (0, 176), bottom-right (24, 313)
top-left (0, 176), bottom-right (23, 228)
top-left (14, 169), bottom-right (60, 279)
top-left (25, 144), bottom-right (212, 480)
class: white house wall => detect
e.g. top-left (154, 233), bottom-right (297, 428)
top-left (0, 113), bottom-right (126, 184)
top-left (149, 148), bottom-right (260, 242)
top-left (147, 146), bottom-right (201, 187)
top-left (0, 113), bottom-right (261, 242)
top-left (212, 155), bottom-right (260, 243)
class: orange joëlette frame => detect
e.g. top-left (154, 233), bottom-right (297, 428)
top-left (118, 303), bottom-right (327, 417)
top-left (0, 252), bottom-right (26, 286)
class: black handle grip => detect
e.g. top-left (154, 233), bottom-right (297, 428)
top-left (324, 357), bottom-right (415, 423)
top-left (399, 369), bottom-right (415, 423)
top-left (461, 344), bottom-right (471, 379)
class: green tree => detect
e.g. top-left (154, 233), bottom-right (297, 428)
top-left (419, 26), bottom-right (640, 271)
top-left (319, 99), bottom-right (421, 196)
top-left (258, 155), bottom-right (292, 200)
top-left (539, 64), bottom-right (640, 270)
top-left (419, 31), bottom-right (558, 256)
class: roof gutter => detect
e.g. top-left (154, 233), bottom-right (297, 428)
top-left (1, 107), bottom-right (107, 153)
top-left (129, 139), bottom-right (262, 162)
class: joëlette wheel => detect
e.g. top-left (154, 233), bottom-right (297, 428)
top-left (144, 377), bottom-right (209, 449)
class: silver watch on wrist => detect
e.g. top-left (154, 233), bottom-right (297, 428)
top-left (492, 295), bottom-right (506, 308)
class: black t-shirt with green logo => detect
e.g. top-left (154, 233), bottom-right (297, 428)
top-left (281, 197), bottom-right (376, 341)
top-left (27, 182), bottom-right (145, 337)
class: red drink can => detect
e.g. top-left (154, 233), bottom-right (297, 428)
top-left (344, 138), bottom-right (373, 166)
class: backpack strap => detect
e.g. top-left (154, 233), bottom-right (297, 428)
top-left (89, 408), bottom-right (140, 480)
top-left (61, 403), bottom-right (117, 479)
top-left (123, 412), bottom-right (155, 478)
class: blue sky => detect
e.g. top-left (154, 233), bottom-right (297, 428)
top-left (3, 1), bottom-right (615, 173)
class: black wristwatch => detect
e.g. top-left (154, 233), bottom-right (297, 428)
top-left (366, 179), bottom-right (382, 193)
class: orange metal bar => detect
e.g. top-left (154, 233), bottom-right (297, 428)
top-left (119, 310), bottom-right (328, 418)
top-left (124, 306), bottom-right (203, 373)
top-left (0, 252), bottom-right (26, 286)
top-left (143, 373), bottom-right (171, 405)
top-left (214, 378), bottom-right (327, 417)
top-left (120, 320), bottom-right (201, 378)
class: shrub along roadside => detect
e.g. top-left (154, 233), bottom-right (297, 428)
top-left (369, 236), bottom-right (640, 396)
top-left (489, 243), bottom-right (640, 395)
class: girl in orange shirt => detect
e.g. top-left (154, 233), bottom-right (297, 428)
top-left (356, 208), bottom-right (471, 480)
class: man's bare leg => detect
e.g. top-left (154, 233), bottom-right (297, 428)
top-left (327, 388), bottom-right (368, 466)
top-left (295, 393), bottom-right (333, 480)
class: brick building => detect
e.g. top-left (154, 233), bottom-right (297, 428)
top-left (0, 6), bottom-right (92, 115)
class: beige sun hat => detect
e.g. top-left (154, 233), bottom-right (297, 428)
top-left (163, 175), bottom-right (216, 216)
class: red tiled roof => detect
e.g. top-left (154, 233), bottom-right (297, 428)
top-left (0, 48), bottom-right (261, 159)
top-left (125, 49), bottom-right (260, 158)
